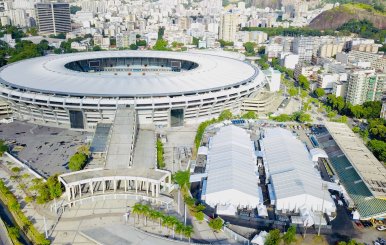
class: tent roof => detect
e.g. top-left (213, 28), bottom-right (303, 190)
top-left (261, 128), bottom-right (329, 201)
top-left (206, 125), bottom-right (259, 203)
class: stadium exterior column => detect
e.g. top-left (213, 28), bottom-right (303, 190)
top-left (71, 185), bottom-right (75, 200)
top-left (124, 179), bottom-right (127, 192)
top-left (66, 186), bottom-right (71, 201)
top-left (79, 184), bottom-right (82, 198)
top-left (90, 181), bottom-right (93, 195)
top-left (135, 179), bottom-right (138, 194)
top-left (156, 183), bottom-right (160, 197)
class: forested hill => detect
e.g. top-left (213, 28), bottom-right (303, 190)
top-left (309, 3), bottom-right (386, 30)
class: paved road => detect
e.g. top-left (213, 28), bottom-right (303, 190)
top-left (132, 129), bottom-right (155, 170)
top-left (0, 218), bottom-right (12, 245)
top-left (81, 224), bottom-right (193, 245)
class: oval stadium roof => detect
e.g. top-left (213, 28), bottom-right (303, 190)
top-left (0, 50), bottom-right (257, 97)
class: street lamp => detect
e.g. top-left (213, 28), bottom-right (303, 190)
top-left (318, 183), bottom-right (328, 236)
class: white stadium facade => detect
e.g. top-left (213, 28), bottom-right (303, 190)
top-left (0, 51), bottom-right (269, 130)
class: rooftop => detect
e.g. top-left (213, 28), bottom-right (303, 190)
top-left (60, 168), bottom-right (167, 185)
top-left (261, 128), bottom-right (330, 202)
top-left (325, 122), bottom-right (386, 199)
top-left (0, 50), bottom-right (257, 97)
top-left (105, 107), bottom-right (136, 169)
top-left (205, 125), bottom-right (259, 205)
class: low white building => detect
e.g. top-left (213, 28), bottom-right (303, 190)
top-left (261, 128), bottom-right (336, 215)
top-left (263, 68), bottom-right (281, 92)
top-left (202, 125), bottom-right (260, 211)
top-left (318, 73), bottom-right (340, 89)
top-left (280, 52), bottom-right (299, 70)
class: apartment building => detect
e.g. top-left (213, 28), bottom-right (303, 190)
top-left (35, 3), bottom-right (71, 35)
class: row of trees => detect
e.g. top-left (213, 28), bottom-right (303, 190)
top-left (131, 203), bottom-right (193, 241)
top-left (242, 18), bottom-right (385, 42)
top-left (194, 110), bottom-right (258, 150)
top-left (337, 19), bottom-right (386, 42)
top-left (325, 95), bottom-right (382, 119)
top-left (0, 179), bottom-right (50, 244)
top-left (68, 145), bottom-right (90, 171)
top-left (30, 175), bottom-right (63, 204)
top-left (241, 26), bottom-right (338, 38)
top-left (156, 138), bottom-right (165, 169)
top-left (265, 226), bottom-right (297, 245)
top-left (0, 140), bottom-right (8, 156)
top-left (271, 111), bottom-right (312, 123)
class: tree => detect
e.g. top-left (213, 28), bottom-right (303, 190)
top-left (129, 43), bottom-right (138, 50)
top-left (156, 139), bottom-right (165, 169)
top-left (208, 217), bottom-right (223, 232)
top-left (132, 203), bottom-right (143, 225)
top-left (257, 46), bottom-right (265, 55)
top-left (265, 229), bottom-right (281, 245)
top-left (192, 37), bottom-right (199, 46)
top-left (243, 42), bottom-right (256, 56)
top-left (183, 225), bottom-right (193, 242)
top-left (176, 222), bottom-right (185, 240)
top-left (272, 114), bottom-right (292, 122)
top-left (298, 75), bottom-right (310, 90)
top-left (218, 109), bottom-right (233, 121)
top-left (173, 170), bottom-right (190, 188)
top-left (282, 226), bottom-right (297, 244)
top-left (152, 39), bottom-right (170, 51)
top-left (77, 145), bottom-right (90, 157)
top-left (46, 174), bottom-right (62, 199)
top-left (367, 140), bottom-right (386, 161)
top-left (195, 211), bottom-right (204, 222)
top-left (92, 45), bottom-right (102, 51)
top-left (157, 27), bottom-right (165, 40)
top-left (141, 205), bottom-right (150, 226)
top-left (241, 111), bottom-right (258, 119)
top-left (11, 167), bottom-right (21, 174)
top-left (327, 111), bottom-right (337, 119)
top-left (314, 88), bottom-right (325, 98)
top-left (70, 6), bottom-right (82, 14)
top-left (218, 39), bottom-right (234, 47)
top-left (288, 88), bottom-right (298, 97)
top-left (339, 115), bottom-right (348, 123)
top-left (26, 27), bottom-right (38, 36)
top-left (8, 226), bottom-right (20, 241)
top-left (68, 152), bottom-right (87, 171)
top-left (294, 112), bottom-right (312, 123)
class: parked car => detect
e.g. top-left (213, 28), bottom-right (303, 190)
top-left (376, 225), bottom-right (386, 231)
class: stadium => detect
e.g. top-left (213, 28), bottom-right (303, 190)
top-left (0, 51), bottom-right (267, 130)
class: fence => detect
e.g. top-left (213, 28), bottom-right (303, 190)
top-left (4, 152), bottom-right (45, 180)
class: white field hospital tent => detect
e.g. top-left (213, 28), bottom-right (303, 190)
top-left (202, 125), bottom-right (260, 210)
top-left (261, 128), bottom-right (336, 215)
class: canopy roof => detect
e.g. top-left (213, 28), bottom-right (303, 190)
top-left (205, 125), bottom-right (259, 207)
top-left (261, 128), bottom-right (334, 212)
top-left (0, 51), bottom-right (257, 97)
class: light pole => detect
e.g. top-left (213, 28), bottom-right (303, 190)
top-left (318, 183), bottom-right (328, 236)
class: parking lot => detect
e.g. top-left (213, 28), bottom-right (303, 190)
top-left (0, 121), bottom-right (90, 177)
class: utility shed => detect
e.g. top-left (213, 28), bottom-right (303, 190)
top-left (202, 125), bottom-right (259, 209)
top-left (261, 128), bottom-right (335, 214)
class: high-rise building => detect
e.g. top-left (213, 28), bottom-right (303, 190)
top-left (219, 12), bottom-right (239, 42)
top-left (346, 69), bottom-right (385, 105)
top-left (35, 3), bottom-right (71, 35)
top-left (293, 36), bottom-right (314, 63)
top-left (381, 95), bottom-right (386, 119)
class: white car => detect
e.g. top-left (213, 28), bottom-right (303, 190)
top-left (376, 225), bottom-right (386, 231)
